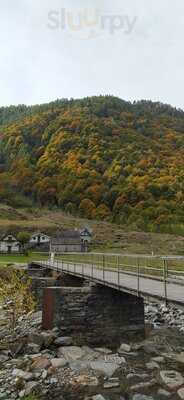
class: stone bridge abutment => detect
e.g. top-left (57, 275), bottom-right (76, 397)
top-left (28, 263), bottom-right (145, 347)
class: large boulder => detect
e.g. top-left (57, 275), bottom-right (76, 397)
top-left (178, 388), bottom-right (184, 399)
top-left (69, 361), bottom-right (90, 374)
top-left (160, 370), bottom-right (184, 390)
top-left (118, 343), bottom-right (131, 353)
top-left (58, 346), bottom-right (85, 362)
top-left (31, 356), bottom-right (51, 370)
top-left (51, 358), bottom-right (68, 368)
top-left (90, 361), bottom-right (120, 378)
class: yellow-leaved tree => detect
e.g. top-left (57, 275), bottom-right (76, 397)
top-left (0, 267), bottom-right (36, 331)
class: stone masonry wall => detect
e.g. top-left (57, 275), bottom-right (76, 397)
top-left (31, 277), bottom-right (58, 309)
top-left (42, 284), bottom-right (145, 347)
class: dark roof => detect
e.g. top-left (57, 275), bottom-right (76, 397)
top-left (80, 228), bottom-right (92, 236)
top-left (0, 233), bottom-right (19, 242)
top-left (51, 229), bottom-right (82, 245)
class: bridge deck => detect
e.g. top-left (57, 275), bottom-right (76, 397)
top-left (36, 260), bottom-right (184, 306)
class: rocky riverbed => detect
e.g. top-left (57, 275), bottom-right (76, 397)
top-left (0, 302), bottom-right (184, 400)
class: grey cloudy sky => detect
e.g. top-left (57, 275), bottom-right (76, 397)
top-left (1, 0), bottom-right (184, 108)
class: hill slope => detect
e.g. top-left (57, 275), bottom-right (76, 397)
top-left (0, 95), bottom-right (184, 232)
top-left (0, 204), bottom-right (184, 255)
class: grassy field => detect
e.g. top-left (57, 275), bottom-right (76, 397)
top-left (0, 252), bottom-right (48, 266)
top-left (57, 252), bottom-right (184, 277)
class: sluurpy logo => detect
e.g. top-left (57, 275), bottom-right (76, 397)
top-left (47, 8), bottom-right (137, 40)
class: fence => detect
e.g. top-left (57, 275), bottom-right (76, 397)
top-left (37, 253), bottom-right (184, 303)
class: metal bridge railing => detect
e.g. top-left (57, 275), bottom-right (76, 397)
top-left (36, 253), bottom-right (184, 304)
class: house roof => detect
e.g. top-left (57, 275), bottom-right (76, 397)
top-left (0, 233), bottom-right (19, 242)
top-left (80, 228), bottom-right (92, 236)
top-left (51, 229), bottom-right (82, 245)
top-left (31, 232), bottom-right (49, 236)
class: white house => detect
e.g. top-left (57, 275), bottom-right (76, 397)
top-left (30, 232), bottom-right (50, 246)
top-left (80, 228), bottom-right (92, 244)
top-left (0, 234), bottom-right (20, 253)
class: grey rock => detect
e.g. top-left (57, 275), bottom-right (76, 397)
top-left (54, 336), bottom-right (72, 346)
top-left (51, 358), bottom-right (67, 368)
top-left (132, 395), bottom-right (154, 400)
top-left (126, 373), bottom-right (149, 381)
top-left (82, 346), bottom-right (100, 361)
top-left (69, 361), bottom-right (90, 373)
top-left (152, 356), bottom-right (164, 363)
top-left (41, 331), bottom-right (56, 348)
top-left (95, 348), bottom-right (112, 355)
top-left (24, 381), bottom-right (39, 396)
top-left (157, 388), bottom-right (171, 398)
top-left (175, 352), bottom-right (184, 365)
top-left (50, 377), bottom-right (58, 384)
top-left (160, 370), bottom-right (184, 390)
top-left (142, 342), bottom-right (159, 355)
top-left (26, 343), bottom-right (41, 355)
top-left (12, 369), bottom-right (33, 381)
top-left (103, 377), bottom-right (120, 389)
top-left (31, 356), bottom-right (51, 370)
top-left (130, 379), bottom-right (156, 391)
top-left (104, 354), bottom-right (126, 365)
top-left (19, 390), bottom-right (26, 398)
top-left (0, 354), bottom-right (9, 363)
top-left (146, 361), bottom-right (160, 370)
top-left (41, 370), bottom-right (47, 379)
top-left (58, 346), bottom-right (85, 361)
top-left (119, 343), bottom-right (131, 353)
top-left (90, 361), bottom-right (119, 378)
top-left (178, 388), bottom-right (184, 399)
top-left (28, 333), bottom-right (44, 347)
top-left (71, 375), bottom-right (98, 388)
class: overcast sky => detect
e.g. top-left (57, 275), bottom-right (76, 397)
top-left (1, 0), bottom-right (184, 109)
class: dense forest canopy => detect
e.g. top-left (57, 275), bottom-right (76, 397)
top-left (0, 95), bottom-right (184, 232)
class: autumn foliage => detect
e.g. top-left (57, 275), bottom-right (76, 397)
top-left (0, 95), bottom-right (184, 231)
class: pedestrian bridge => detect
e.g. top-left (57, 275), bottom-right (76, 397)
top-left (35, 253), bottom-right (184, 306)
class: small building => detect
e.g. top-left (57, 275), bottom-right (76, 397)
top-left (80, 227), bottom-right (92, 244)
top-left (50, 230), bottom-right (87, 253)
top-left (0, 234), bottom-right (20, 253)
top-left (30, 232), bottom-right (50, 246)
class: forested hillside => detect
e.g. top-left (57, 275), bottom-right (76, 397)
top-left (0, 95), bottom-right (184, 233)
